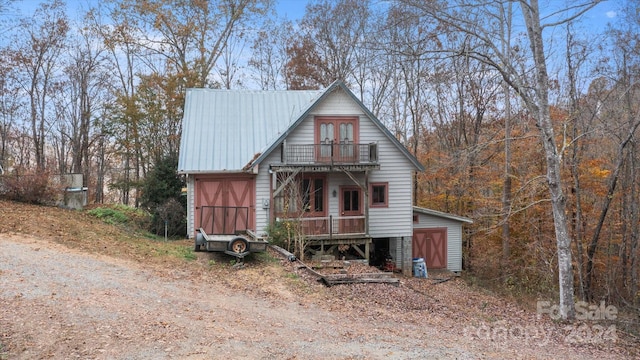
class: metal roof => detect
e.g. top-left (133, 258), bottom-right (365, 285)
top-left (178, 81), bottom-right (425, 174)
top-left (413, 206), bottom-right (473, 224)
top-left (178, 88), bottom-right (323, 173)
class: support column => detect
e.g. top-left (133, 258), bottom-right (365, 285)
top-left (402, 236), bottom-right (412, 277)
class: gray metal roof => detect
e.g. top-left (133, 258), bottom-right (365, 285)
top-left (178, 81), bottom-right (425, 174)
top-left (413, 206), bottom-right (473, 224)
top-left (178, 88), bottom-right (323, 173)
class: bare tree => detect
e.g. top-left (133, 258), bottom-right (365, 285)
top-left (119, 0), bottom-right (272, 88)
top-left (11, 0), bottom-right (69, 172)
top-left (400, 0), bottom-right (603, 319)
top-left (0, 49), bottom-right (22, 172)
top-left (286, 0), bottom-right (371, 89)
top-left (248, 19), bottom-right (293, 90)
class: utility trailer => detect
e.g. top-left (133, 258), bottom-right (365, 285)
top-left (194, 206), bottom-right (268, 261)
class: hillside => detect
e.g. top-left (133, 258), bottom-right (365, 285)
top-left (0, 201), bottom-right (636, 359)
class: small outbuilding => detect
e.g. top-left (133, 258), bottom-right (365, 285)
top-left (411, 206), bottom-right (473, 273)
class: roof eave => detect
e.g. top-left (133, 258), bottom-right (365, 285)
top-left (178, 169), bottom-right (256, 175)
top-left (413, 206), bottom-right (474, 224)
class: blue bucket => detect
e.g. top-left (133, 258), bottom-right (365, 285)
top-left (412, 258), bottom-right (428, 278)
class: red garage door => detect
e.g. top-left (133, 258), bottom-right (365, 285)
top-left (195, 176), bottom-right (254, 235)
top-left (412, 228), bottom-right (447, 269)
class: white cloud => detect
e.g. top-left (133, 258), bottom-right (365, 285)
top-left (606, 11), bottom-right (617, 18)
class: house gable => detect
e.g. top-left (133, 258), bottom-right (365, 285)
top-left (249, 81), bottom-right (424, 172)
top-left (253, 86), bottom-right (421, 239)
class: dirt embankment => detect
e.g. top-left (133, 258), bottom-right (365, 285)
top-left (0, 201), bottom-right (636, 359)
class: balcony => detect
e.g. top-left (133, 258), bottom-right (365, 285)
top-left (280, 142), bottom-right (378, 167)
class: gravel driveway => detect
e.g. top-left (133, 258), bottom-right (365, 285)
top-left (0, 233), bottom-right (633, 359)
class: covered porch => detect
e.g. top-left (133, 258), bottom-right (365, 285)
top-left (269, 160), bottom-right (377, 262)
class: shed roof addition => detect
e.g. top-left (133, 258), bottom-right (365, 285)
top-left (413, 206), bottom-right (473, 224)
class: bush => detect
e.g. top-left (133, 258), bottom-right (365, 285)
top-left (138, 154), bottom-right (186, 238)
top-left (87, 204), bottom-right (151, 230)
top-left (149, 198), bottom-right (186, 238)
top-left (0, 173), bottom-right (60, 205)
top-left (265, 219), bottom-right (306, 257)
top-left (265, 220), bottom-right (291, 250)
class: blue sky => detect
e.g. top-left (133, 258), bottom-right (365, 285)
top-left (11, 0), bottom-right (309, 20)
top-left (275, 0), bottom-right (308, 20)
top-left (9, 0), bottom-right (622, 30)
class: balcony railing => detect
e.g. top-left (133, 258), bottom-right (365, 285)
top-left (277, 215), bottom-right (366, 238)
top-left (282, 142), bottom-right (378, 165)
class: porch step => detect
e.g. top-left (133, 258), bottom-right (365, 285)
top-left (311, 254), bottom-right (335, 261)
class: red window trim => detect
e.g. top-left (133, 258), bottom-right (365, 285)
top-left (272, 174), bottom-right (327, 218)
top-left (301, 174), bottom-right (327, 217)
top-left (370, 182), bottom-right (389, 208)
top-left (340, 185), bottom-right (363, 215)
top-left (314, 116), bottom-right (359, 144)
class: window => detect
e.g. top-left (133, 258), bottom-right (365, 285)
top-left (342, 188), bottom-right (360, 212)
top-left (301, 176), bottom-right (325, 214)
top-left (274, 174), bottom-right (325, 217)
top-left (370, 183), bottom-right (388, 208)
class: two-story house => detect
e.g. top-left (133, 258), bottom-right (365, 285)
top-left (178, 80), bottom-right (428, 274)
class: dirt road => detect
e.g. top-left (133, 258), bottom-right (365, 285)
top-left (0, 233), bottom-right (633, 359)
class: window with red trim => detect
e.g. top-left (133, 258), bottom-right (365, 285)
top-left (370, 183), bottom-right (388, 208)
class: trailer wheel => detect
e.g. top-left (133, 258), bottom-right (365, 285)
top-left (228, 237), bottom-right (248, 253)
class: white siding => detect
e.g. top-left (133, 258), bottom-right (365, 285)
top-left (186, 175), bottom-right (195, 238)
top-left (255, 88), bottom-right (417, 240)
top-left (256, 151), bottom-right (279, 234)
top-left (413, 213), bottom-right (464, 272)
top-left (312, 90), bottom-right (415, 238)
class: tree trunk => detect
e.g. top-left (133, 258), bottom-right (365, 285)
top-left (521, 0), bottom-right (575, 319)
top-left (500, 3), bottom-right (513, 268)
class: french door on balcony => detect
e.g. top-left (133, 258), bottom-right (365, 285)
top-left (315, 117), bottom-right (359, 163)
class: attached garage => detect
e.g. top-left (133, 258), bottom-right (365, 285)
top-left (412, 207), bottom-right (473, 273)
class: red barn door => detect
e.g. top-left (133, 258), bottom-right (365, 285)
top-left (412, 228), bottom-right (447, 269)
top-left (194, 176), bottom-right (254, 235)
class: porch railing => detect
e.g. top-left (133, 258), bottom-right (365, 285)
top-left (281, 215), bottom-right (366, 237)
top-left (282, 142), bottom-right (378, 165)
